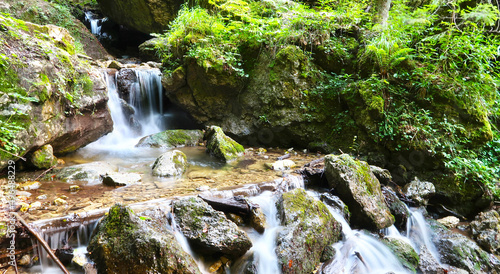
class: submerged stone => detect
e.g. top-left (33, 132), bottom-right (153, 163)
top-left (101, 172), bottom-right (142, 186)
top-left (276, 188), bottom-right (342, 274)
top-left (172, 196), bottom-right (252, 259)
top-left (324, 154), bottom-right (395, 230)
top-left (88, 204), bottom-right (201, 273)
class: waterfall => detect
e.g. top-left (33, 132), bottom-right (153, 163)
top-left (84, 11), bottom-right (107, 37)
top-left (405, 207), bottom-right (441, 263)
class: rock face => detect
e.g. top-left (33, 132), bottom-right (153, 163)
top-left (470, 209), bottom-right (500, 255)
top-left (205, 126), bottom-right (245, 162)
top-left (430, 219), bottom-right (500, 273)
top-left (88, 204), bottom-right (201, 274)
top-left (276, 188), bottom-right (342, 274)
top-left (324, 154), bottom-right (395, 230)
top-left (404, 177), bottom-right (436, 206)
top-left (97, 0), bottom-right (182, 33)
top-left (0, 15), bottom-right (112, 170)
top-left (152, 150), bottom-right (188, 177)
top-left (172, 197), bottom-right (252, 259)
top-left (137, 129), bottom-right (204, 148)
top-left (382, 186), bottom-right (409, 229)
top-left (30, 144), bottom-right (58, 169)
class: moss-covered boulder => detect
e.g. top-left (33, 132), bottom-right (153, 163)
top-left (30, 144), bottom-right (58, 169)
top-left (136, 129), bottom-right (203, 148)
top-left (88, 204), bottom-right (201, 274)
top-left (429, 219), bottom-right (500, 273)
top-left (172, 197), bottom-right (252, 259)
top-left (276, 188), bottom-right (342, 274)
top-left (383, 237), bottom-right (420, 273)
top-left (0, 0), bottom-right (109, 59)
top-left (0, 14), bottom-right (112, 170)
top-left (97, 0), bottom-right (183, 33)
top-left (205, 126), bottom-right (245, 162)
top-left (324, 154), bottom-right (395, 230)
top-left (152, 150), bottom-right (188, 177)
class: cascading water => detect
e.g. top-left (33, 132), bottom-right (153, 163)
top-left (405, 207), bottom-right (441, 263)
top-left (84, 11), bottom-right (107, 37)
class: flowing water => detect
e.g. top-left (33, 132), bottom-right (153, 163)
top-left (406, 207), bottom-right (441, 263)
top-left (83, 11), bottom-right (107, 38)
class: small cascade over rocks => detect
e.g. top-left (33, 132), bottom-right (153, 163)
top-left (84, 10), bottom-right (108, 38)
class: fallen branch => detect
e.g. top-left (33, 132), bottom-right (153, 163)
top-left (0, 148), bottom-right (26, 161)
top-left (0, 244), bottom-right (37, 260)
top-left (33, 164), bottom-right (58, 182)
top-left (12, 213), bottom-right (69, 274)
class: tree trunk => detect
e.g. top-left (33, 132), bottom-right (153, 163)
top-left (375, 0), bottom-right (392, 26)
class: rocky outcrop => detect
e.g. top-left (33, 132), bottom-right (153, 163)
top-left (324, 154), bottom-right (395, 230)
top-left (172, 197), bottom-right (252, 259)
top-left (96, 0), bottom-right (182, 33)
top-left (470, 209), bottom-right (500, 255)
top-left (152, 150), bottom-right (188, 177)
top-left (0, 15), bottom-right (112, 170)
top-left (88, 204), bottom-right (201, 274)
top-left (205, 126), bottom-right (245, 162)
top-left (137, 129), bottom-right (203, 148)
top-left (430, 219), bottom-right (500, 273)
top-left (276, 188), bottom-right (342, 274)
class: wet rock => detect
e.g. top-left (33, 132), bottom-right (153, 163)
top-left (383, 237), bottom-right (419, 273)
top-left (53, 162), bottom-right (118, 184)
top-left (88, 204), bottom-right (201, 273)
top-left (54, 198), bottom-right (67, 206)
top-left (17, 254), bottom-right (31, 266)
top-left (139, 38), bottom-right (162, 62)
top-left (152, 150), bottom-right (188, 177)
top-left (205, 126), bottom-right (245, 162)
top-left (249, 207), bottom-right (266, 233)
top-left (29, 201), bottom-right (42, 210)
top-left (30, 144), bottom-right (58, 169)
top-left (370, 165), bottom-right (392, 185)
top-left (17, 181), bottom-right (41, 191)
top-left (116, 68), bottom-right (137, 101)
top-left (265, 159), bottom-right (295, 171)
top-left (172, 197), bottom-right (252, 259)
top-left (470, 209), bottom-right (500, 255)
top-left (404, 177), bottom-right (435, 206)
top-left (276, 188), bottom-right (342, 274)
top-left (382, 186), bottom-right (409, 230)
top-left (36, 194), bottom-right (47, 200)
top-left (324, 154), bottom-right (395, 230)
top-left (227, 213), bottom-right (245, 226)
top-left (320, 192), bottom-right (350, 222)
top-left (438, 216), bottom-right (460, 229)
top-left (417, 245), bottom-right (443, 274)
top-left (101, 172), bottom-right (142, 186)
top-left (69, 185), bottom-right (80, 192)
top-left (136, 129), bottom-right (204, 148)
top-left (430, 219), bottom-right (500, 273)
top-left (107, 60), bottom-right (123, 70)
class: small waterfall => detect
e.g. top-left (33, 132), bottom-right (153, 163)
top-left (84, 11), bottom-right (107, 37)
top-left (245, 191), bottom-right (281, 273)
top-left (322, 206), bottom-right (409, 274)
top-left (406, 207), bottom-right (441, 263)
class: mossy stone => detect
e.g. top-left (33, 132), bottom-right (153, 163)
top-left (30, 144), bottom-right (58, 169)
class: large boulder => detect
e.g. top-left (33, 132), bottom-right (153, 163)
top-left (470, 209), bottom-right (500, 255)
top-left (204, 126), bottom-right (245, 162)
top-left (52, 162), bottom-right (119, 184)
top-left (152, 150), bottom-right (188, 177)
top-left (172, 197), bottom-right (252, 259)
top-left (0, 15), bottom-right (112, 170)
top-left (429, 219), bottom-right (500, 273)
top-left (96, 0), bottom-right (182, 33)
top-left (88, 204), bottom-right (201, 274)
top-left (324, 154), bottom-right (395, 230)
top-left (137, 129), bottom-right (204, 148)
top-left (276, 188), bottom-right (342, 274)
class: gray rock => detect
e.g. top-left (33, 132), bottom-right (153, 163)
top-left (276, 188), bottom-right (342, 274)
top-left (382, 186), bottom-right (409, 230)
top-left (137, 129), bottom-right (203, 148)
top-left (370, 165), bottom-right (393, 185)
top-left (470, 209), bottom-right (500, 255)
top-left (205, 126), bottom-right (245, 162)
top-left (404, 177), bottom-right (435, 206)
top-left (152, 150), bottom-right (188, 177)
top-left (88, 204), bottom-right (201, 273)
top-left (172, 197), bottom-right (252, 259)
top-left (324, 154), bottom-right (395, 230)
top-left (430, 219), bottom-right (500, 273)
top-left (101, 172), bottom-right (142, 186)
top-left (53, 162), bottom-right (118, 184)
top-left (437, 216), bottom-right (460, 229)
top-left (320, 192), bottom-right (350, 222)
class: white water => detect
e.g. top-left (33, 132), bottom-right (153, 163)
top-left (406, 207), bottom-right (441, 263)
top-left (84, 11), bottom-right (107, 37)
